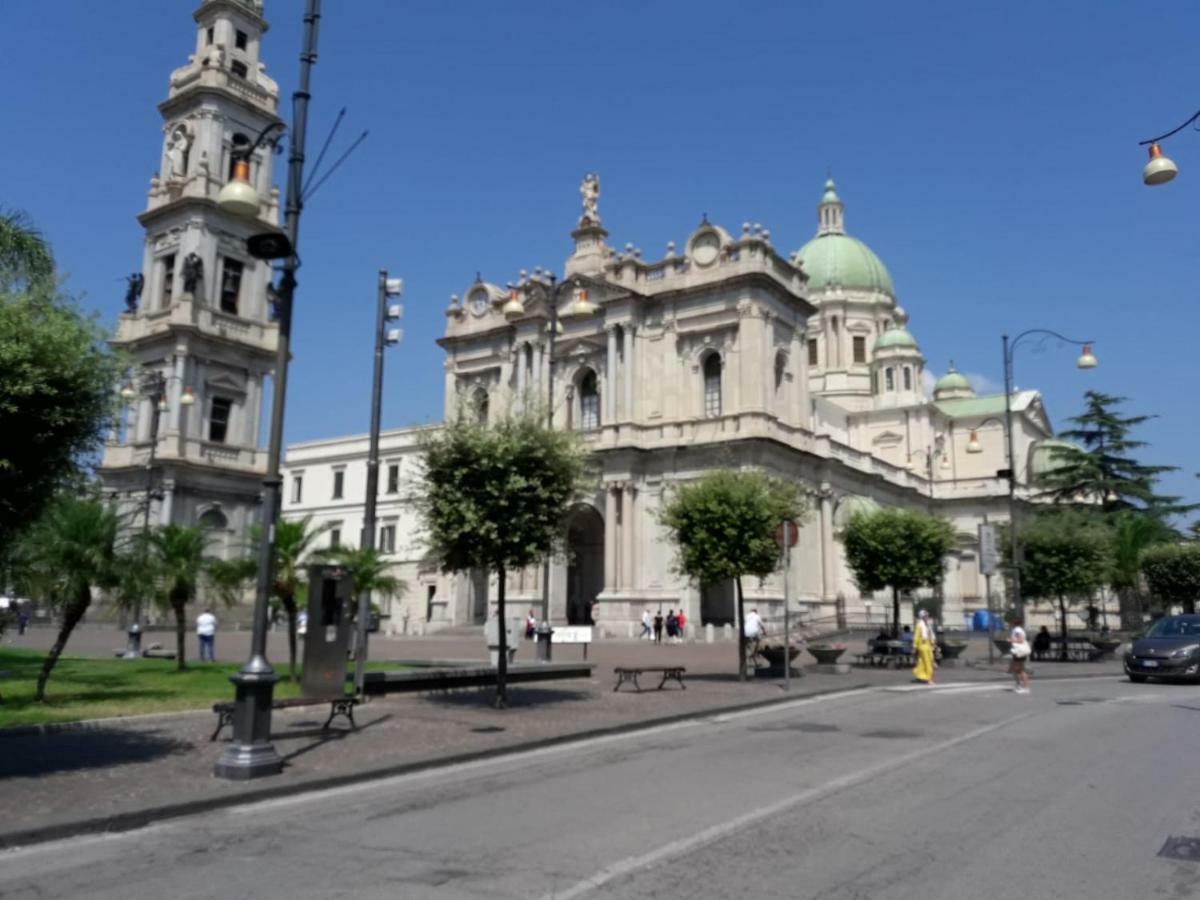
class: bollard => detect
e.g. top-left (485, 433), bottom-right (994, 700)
top-left (705, 623), bottom-right (714, 644)
top-left (536, 621), bottom-right (553, 662)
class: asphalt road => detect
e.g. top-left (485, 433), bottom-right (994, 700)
top-left (4, 676), bottom-right (1199, 899)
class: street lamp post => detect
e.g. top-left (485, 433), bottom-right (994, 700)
top-left (353, 270), bottom-right (404, 697)
top-left (504, 272), bottom-right (598, 628)
top-left (213, 0), bottom-right (322, 781)
top-left (118, 370), bottom-right (194, 658)
top-left (992, 332), bottom-right (1097, 624)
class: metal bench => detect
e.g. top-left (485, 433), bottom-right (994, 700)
top-left (613, 666), bottom-right (686, 693)
top-left (210, 696), bottom-right (358, 742)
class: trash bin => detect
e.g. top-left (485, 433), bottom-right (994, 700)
top-left (536, 622), bottom-right (554, 662)
top-left (972, 610), bottom-right (991, 633)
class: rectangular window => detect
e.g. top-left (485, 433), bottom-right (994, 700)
top-left (380, 524), bottom-right (396, 554)
top-left (235, 30), bottom-right (248, 50)
top-left (332, 468), bottom-right (345, 500)
top-left (885, 367), bottom-right (895, 391)
top-left (807, 339), bottom-right (819, 367)
top-left (220, 259), bottom-right (243, 315)
top-left (291, 475), bottom-right (303, 504)
top-left (903, 367), bottom-right (913, 391)
top-left (329, 525), bottom-right (341, 548)
top-left (206, 27), bottom-right (214, 45)
top-left (161, 254), bottom-right (176, 308)
top-left (209, 396), bottom-right (232, 443)
top-left (853, 336), bottom-right (866, 364)
top-left (230, 60), bottom-right (248, 79)
top-left (386, 463), bottom-right (400, 494)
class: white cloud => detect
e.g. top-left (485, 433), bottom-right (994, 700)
top-left (921, 369), bottom-right (936, 399)
top-left (964, 372), bottom-right (1002, 395)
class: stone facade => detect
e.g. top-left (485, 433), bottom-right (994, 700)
top-left (99, 0), bottom-right (281, 560)
top-left (284, 176), bottom-right (1062, 637)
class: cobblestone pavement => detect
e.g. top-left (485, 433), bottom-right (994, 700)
top-left (0, 626), bottom-right (1124, 847)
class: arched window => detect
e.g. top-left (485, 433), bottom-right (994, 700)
top-left (703, 353), bottom-right (722, 417)
top-left (228, 133), bottom-right (250, 179)
top-left (885, 367), bottom-right (895, 391)
top-left (903, 367), bottom-right (913, 391)
top-left (579, 369), bottom-right (600, 430)
top-left (198, 508), bottom-right (229, 560)
top-left (472, 388), bottom-right (489, 425)
top-left (774, 352), bottom-right (787, 394)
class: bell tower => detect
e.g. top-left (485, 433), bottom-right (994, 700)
top-left (99, 0), bottom-right (282, 558)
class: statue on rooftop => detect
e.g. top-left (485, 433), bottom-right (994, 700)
top-left (580, 173), bottom-right (600, 226)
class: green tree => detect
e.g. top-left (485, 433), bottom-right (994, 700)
top-left (840, 507), bottom-right (955, 638)
top-left (659, 469), bottom-right (805, 680)
top-left (316, 544), bottom-right (407, 610)
top-left (1037, 391), bottom-right (1189, 517)
top-left (1106, 512), bottom-right (1174, 629)
top-left (1015, 512), bottom-right (1109, 657)
top-left (211, 516), bottom-right (332, 681)
top-left (15, 496), bottom-right (121, 701)
top-left (145, 524), bottom-right (215, 671)
top-left (0, 213), bottom-right (120, 554)
top-left (420, 415), bottom-right (590, 707)
top-left (1141, 544), bottom-right (1200, 616)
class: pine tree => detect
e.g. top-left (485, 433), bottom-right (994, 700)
top-left (1037, 391), bottom-right (1191, 518)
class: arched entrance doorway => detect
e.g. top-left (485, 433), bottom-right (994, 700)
top-left (701, 580), bottom-right (735, 625)
top-left (565, 505), bottom-right (604, 625)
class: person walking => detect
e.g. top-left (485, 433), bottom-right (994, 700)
top-left (1009, 619), bottom-right (1032, 694)
top-left (653, 609), bottom-right (664, 645)
top-left (912, 609), bottom-right (936, 685)
top-left (665, 610), bottom-right (679, 643)
top-left (525, 609), bottom-right (537, 640)
top-left (640, 609), bottom-right (653, 640)
top-left (196, 608), bottom-right (217, 662)
top-left (16, 603), bottom-right (29, 636)
top-left (676, 609), bottom-right (687, 644)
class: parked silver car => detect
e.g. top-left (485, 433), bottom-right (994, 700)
top-left (1124, 614), bottom-right (1200, 682)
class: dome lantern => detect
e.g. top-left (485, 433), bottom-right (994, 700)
top-left (792, 179), bottom-right (895, 298)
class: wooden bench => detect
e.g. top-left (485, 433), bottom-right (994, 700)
top-left (210, 696), bottom-right (359, 742)
top-left (613, 666), bottom-right (686, 693)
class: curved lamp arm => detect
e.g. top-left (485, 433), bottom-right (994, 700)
top-left (1006, 328), bottom-right (1094, 362)
top-left (234, 122), bottom-right (287, 162)
top-left (1139, 110), bottom-right (1200, 146)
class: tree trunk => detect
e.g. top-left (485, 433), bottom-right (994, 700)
top-left (1117, 587), bottom-right (1141, 632)
top-left (495, 566), bottom-right (508, 708)
top-left (173, 593), bottom-right (187, 671)
top-left (1058, 596), bottom-right (1069, 662)
top-left (35, 586), bottom-right (91, 702)
top-left (283, 594), bottom-right (298, 681)
top-left (892, 586), bottom-right (901, 639)
top-left (736, 575), bottom-right (747, 682)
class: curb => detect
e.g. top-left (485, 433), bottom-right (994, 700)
top-left (0, 681), bottom-right (874, 851)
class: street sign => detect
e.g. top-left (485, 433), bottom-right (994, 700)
top-left (775, 520), bottom-right (799, 549)
top-left (979, 523), bottom-right (999, 576)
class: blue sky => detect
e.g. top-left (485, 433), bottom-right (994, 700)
top-left (3, 1), bottom-right (1197, 509)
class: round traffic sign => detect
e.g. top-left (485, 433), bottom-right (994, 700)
top-left (775, 520), bottom-right (799, 548)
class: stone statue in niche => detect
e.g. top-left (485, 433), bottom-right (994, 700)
top-left (181, 253), bottom-right (203, 296)
top-left (167, 124), bottom-right (192, 178)
top-left (124, 273), bottom-right (144, 313)
top-left (580, 173), bottom-right (600, 225)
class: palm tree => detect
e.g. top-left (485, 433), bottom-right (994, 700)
top-left (17, 496), bottom-right (120, 701)
top-left (0, 208), bottom-right (54, 290)
top-left (315, 544), bottom-right (407, 624)
top-left (146, 524), bottom-right (214, 671)
top-left (1108, 512), bottom-right (1172, 630)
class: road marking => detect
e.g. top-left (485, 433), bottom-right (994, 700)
top-left (536, 711), bottom-right (1034, 900)
top-left (708, 688), bottom-right (875, 722)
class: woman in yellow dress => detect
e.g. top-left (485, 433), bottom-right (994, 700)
top-left (912, 609), bottom-right (936, 684)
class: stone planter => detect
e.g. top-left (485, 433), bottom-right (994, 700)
top-left (808, 646), bottom-right (846, 666)
top-left (1089, 638), bottom-right (1121, 659)
top-left (938, 641), bottom-right (968, 661)
top-left (758, 645), bottom-right (803, 676)
top-left (993, 638), bottom-right (1012, 656)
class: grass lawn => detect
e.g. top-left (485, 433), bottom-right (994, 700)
top-left (0, 648), bottom-right (405, 729)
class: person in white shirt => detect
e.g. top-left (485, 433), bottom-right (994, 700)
top-left (195, 608), bottom-right (217, 662)
top-left (640, 609), bottom-right (653, 640)
top-left (1009, 620), bottom-right (1031, 694)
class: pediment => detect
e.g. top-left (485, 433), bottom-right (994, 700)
top-left (205, 372), bottom-right (246, 394)
top-left (872, 430), bottom-right (904, 447)
top-left (555, 336), bottom-right (606, 357)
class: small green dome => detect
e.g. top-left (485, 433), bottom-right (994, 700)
top-left (874, 326), bottom-right (918, 351)
top-left (933, 365), bottom-right (973, 397)
top-left (1029, 439), bottom-right (1078, 479)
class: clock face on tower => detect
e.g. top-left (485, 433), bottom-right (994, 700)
top-left (469, 288), bottom-right (490, 316)
top-left (691, 230), bottom-right (720, 266)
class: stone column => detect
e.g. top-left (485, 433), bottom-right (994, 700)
top-left (160, 480), bottom-right (175, 526)
top-left (621, 482), bottom-right (637, 591)
top-left (443, 360), bottom-right (457, 420)
top-left (604, 483), bottom-right (618, 591)
top-left (819, 486), bottom-right (836, 601)
top-left (515, 343), bottom-right (527, 415)
top-left (623, 325), bottom-right (635, 421)
top-left (605, 326), bottom-right (617, 425)
top-left (791, 326), bottom-right (807, 427)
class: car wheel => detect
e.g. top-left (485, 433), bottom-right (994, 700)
top-left (1127, 673), bottom-right (1148, 683)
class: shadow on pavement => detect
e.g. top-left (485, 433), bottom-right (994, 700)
top-left (419, 686), bottom-right (592, 710)
top-left (278, 714), bottom-right (393, 765)
top-left (0, 728), bottom-right (193, 779)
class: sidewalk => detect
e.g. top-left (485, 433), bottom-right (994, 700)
top-left (0, 632), bottom-right (1123, 849)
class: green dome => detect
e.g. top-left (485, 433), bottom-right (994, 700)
top-left (933, 367), bottom-right (972, 395)
top-left (1029, 439), bottom-right (1078, 479)
top-left (792, 179), bottom-right (894, 298)
top-left (874, 326), bottom-right (918, 351)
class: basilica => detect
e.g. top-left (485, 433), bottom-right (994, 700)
top-left (100, 1), bottom-right (1065, 637)
top-left (285, 176), bottom-right (1064, 636)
